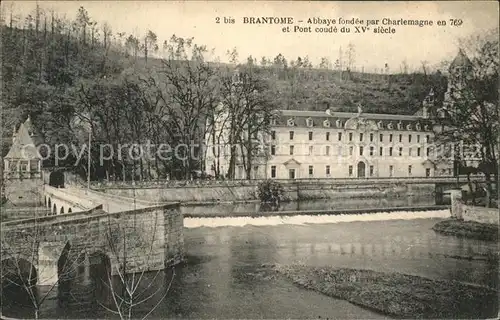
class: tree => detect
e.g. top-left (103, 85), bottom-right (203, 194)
top-left (319, 57), bottom-right (330, 69)
top-left (219, 68), bottom-right (275, 179)
top-left (154, 35), bottom-right (220, 179)
top-left (1, 212), bottom-right (85, 319)
top-left (435, 29), bottom-right (499, 207)
top-left (98, 211), bottom-right (175, 320)
top-left (347, 42), bottom-right (355, 71)
top-left (142, 30), bottom-right (158, 64)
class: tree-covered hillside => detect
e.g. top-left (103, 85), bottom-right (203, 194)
top-left (1, 5), bottom-right (448, 181)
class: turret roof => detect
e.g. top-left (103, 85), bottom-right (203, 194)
top-left (449, 49), bottom-right (472, 70)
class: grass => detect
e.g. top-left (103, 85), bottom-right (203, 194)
top-left (272, 264), bottom-right (498, 319)
top-left (432, 218), bottom-right (498, 241)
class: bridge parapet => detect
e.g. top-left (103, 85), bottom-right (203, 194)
top-left (90, 175), bottom-right (487, 189)
top-left (1, 203), bottom-right (184, 286)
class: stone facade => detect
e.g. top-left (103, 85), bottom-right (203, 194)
top-left (450, 189), bottom-right (498, 225)
top-left (1, 203), bottom-right (184, 285)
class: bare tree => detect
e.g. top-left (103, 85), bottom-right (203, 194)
top-left (1, 213), bottom-right (85, 319)
top-left (98, 211), bottom-right (175, 320)
top-left (435, 29), bottom-right (499, 207)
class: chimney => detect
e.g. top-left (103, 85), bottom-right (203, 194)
top-left (422, 105), bottom-right (429, 119)
top-left (325, 102), bottom-right (332, 116)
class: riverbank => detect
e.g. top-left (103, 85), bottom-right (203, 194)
top-left (432, 218), bottom-right (498, 241)
top-left (272, 264), bottom-right (497, 319)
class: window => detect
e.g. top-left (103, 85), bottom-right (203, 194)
top-left (325, 146), bottom-right (330, 156)
top-left (399, 134), bottom-right (402, 143)
top-left (338, 132), bottom-right (342, 141)
top-left (408, 165), bottom-right (412, 176)
top-left (326, 165), bottom-right (331, 176)
top-left (289, 131), bottom-right (294, 140)
top-left (425, 168), bottom-right (431, 177)
top-left (348, 165), bottom-right (353, 177)
top-left (360, 133), bottom-right (364, 142)
top-left (326, 132), bottom-right (330, 141)
top-left (271, 145), bottom-right (276, 156)
top-left (323, 120), bottom-right (331, 128)
top-left (271, 118), bottom-right (277, 126)
top-left (338, 146), bottom-right (343, 156)
top-left (370, 133), bottom-right (374, 142)
top-left (349, 132), bottom-right (353, 141)
top-left (379, 146), bottom-right (383, 156)
top-left (369, 146), bottom-right (374, 156)
top-left (417, 148), bottom-right (421, 156)
top-left (389, 134), bottom-right (393, 142)
top-left (399, 147), bottom-right (403, 156)
top-left (308, 165), bottom-right (314, 177)
top-left (426, 135), bottom-right (430, 143)
top-left (20, 161), bottom-right (28, 172)
top-left (271, 166), bottom-right (277, 178)
top-left (289, 169), bottom-right (296, 179)
top-left (288, 119), bottom-right (295, 126)
top-left (389, 165), bottom-right (394, 177)
top-left (309, 131), bottom-right (313, 140)
top-left (306, 118), bottom-right (313, 127)
top-left (408, 148), bottom-right (412, 156)
top-left (290, 145), bottom-right (294, 155)
top-left (309, 145), bottom-right (314, 155)
top-left (379, 134), bottom-right (383, 142)
top-left (426, 147), bottom-right (430, 157)
top-left (389, 147), bottom-right (393, 156)
top-left (417, 135), bottom-right (420, 143)
top-left (359, 146), bottom-right (364, 155)
top-left (349, 146), bottom-right (354, 156)
top-left (271, 131), bottom-right (276, 140)
top-left (408, 134), bottom-right (412, 143)
top-left (369, 165), bottom-right (374, 177)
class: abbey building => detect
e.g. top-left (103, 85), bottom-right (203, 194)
top-left (204, 51), bottom-right (473, 180)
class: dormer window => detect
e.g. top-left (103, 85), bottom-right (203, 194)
top-left (387, 122), bottom-right (394, 130)
top-left (287, 118), bottom-right (295, 127)
top-left (397, 121), bottom-right (403, 130)
top-left (336, 119), bottom-right (342, 128)
top-left (424, 124), bottom-right (429, 131)
top-left (270, 118), bottom-right (277, 126)
top-left (406, 124), bottom-right (412, 131)
top-left (306, 118), bottom-right (314, 127)
top-left (377, 121), bottom-right (383, 129)
top-left (323, 120), bottom-right (331, 128)
top-left (415, 123), bottom-right (421, 131)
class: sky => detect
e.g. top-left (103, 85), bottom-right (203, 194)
top-left (4, 1), bottom-right (499, 73)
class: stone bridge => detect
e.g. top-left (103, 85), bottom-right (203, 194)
top-left (1, 203), bottom-right (184, 287)
top-left (42, 185), bottom-right (166, 215)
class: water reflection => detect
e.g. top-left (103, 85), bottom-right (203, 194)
top-left (2, 218), bottom-right (498, 319)
top-left (182, 196), bottom-right (436, 216)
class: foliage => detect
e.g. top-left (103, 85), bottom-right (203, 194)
top-left (434, 28), bottom-right (499, 206)
top-left (257, 180), bottom-right (285, 205)
top-left (1, 5), bottom-right (450, 183)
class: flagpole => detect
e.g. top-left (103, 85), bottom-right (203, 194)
top-left (87, 122), bottom-right (91, 190)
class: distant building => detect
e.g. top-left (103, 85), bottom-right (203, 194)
top-left (3, 115), bottom-right (44, 180)
top-left (2, 115), bottom-right (45, 206)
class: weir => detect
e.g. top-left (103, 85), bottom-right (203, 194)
top-left (184, 208), bottom-right (451, 228)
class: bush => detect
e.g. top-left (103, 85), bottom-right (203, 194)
top-left (257, 180), bottom-right (285, 205)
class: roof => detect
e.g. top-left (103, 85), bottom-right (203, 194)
top-left (279, 109), bottom-right (422, 121)
top-left (449, 49), bottom-right (472, 70)
top-left (4, 117), bottom-right (44, 160)
top-left (274, 109), bottom-right (432, 131)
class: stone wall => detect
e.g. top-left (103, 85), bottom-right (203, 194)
top-left (1, 203), bottom-right (184, 285)
top-left (462, 205), bottom-right (498, 225)
top-left (3, 178), bottom-right (43, 206)
top-left (449, 189), bottom-right (498, 225)
top-left (98, 182), bottom-right (435, 203)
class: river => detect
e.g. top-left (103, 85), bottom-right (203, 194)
top-left (1, 199), bottom-right (498, 319)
